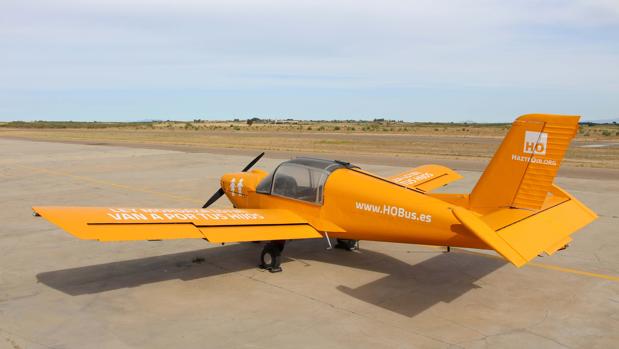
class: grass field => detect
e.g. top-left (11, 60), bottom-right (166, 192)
top-left (1, 120), bottom-right (618, 168)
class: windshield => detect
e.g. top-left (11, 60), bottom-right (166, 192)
top-left (255, 157), bottom-right (355, 204)
top-left (272, 164), bottom-right (328, 204)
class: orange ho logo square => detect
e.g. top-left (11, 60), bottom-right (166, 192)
top-left (523, 131), bottom-right (547, 155)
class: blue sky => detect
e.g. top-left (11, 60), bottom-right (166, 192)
top-left (1, 0), bottom-right (618, 122)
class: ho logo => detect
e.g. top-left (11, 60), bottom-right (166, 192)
top-left (523, 131), bottom-right (548, 155)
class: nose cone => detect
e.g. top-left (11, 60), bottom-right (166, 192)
top-left (220, 169), bottom-right (268, 207)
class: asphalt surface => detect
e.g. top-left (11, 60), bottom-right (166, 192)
top-left (0, 138), bottom-right (617, 349)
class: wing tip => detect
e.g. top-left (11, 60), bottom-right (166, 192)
top-left (32, 206), bottom-right (43, 217)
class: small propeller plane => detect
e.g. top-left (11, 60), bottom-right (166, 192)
top-left (33, 114), bottom-right (597, 272)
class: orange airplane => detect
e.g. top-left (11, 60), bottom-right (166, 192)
top-left (33, 114), bottom-right (597, 272)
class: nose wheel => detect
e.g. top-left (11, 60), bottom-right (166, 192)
top-left (259, 240), bottom-right (286, 273)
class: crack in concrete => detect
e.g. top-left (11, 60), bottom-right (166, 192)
top-left (0, 288), bottom-right (41, 304)
top-left (0, 328), bottom-right (55, 349)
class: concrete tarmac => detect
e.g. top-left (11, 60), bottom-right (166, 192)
top-left (0, 138), bottom-right (617, 349)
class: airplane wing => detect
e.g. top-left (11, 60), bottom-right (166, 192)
top-left (32, 207), bottom-right (323, 242)
top-left (387, 164), bottom-right (463, 192)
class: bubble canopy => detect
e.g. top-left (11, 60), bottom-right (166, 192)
top-left (256, 158), bottom-right (357, 204)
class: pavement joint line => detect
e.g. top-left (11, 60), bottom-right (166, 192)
top-left (16, 165), bottom-right (619, 283)
top-left (16, 164), bottom-right (204, 204)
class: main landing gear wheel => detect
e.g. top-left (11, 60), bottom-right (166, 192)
top-left (259, 240), bottom-right (285, 273)
top-left (335, 239), bottom-right (357, 251)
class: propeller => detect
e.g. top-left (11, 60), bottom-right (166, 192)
top-left (202, 188), bottom-right (225, 209)
top-left (202, 152), bottom-right (265, 208)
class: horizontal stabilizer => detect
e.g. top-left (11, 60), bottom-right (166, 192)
top-left (32, 206), bottom-right (323, 242)
top-left (388, 164), bottom-right (462, 192)
top-left (452, 207), bottom-right (527, 267)
top-left (490, 186), bottom-right (597, 263)
top-left (452, 187), bottom-right (597, 267)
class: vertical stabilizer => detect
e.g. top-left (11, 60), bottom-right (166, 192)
top-left (469, 114), bottom-right (580, 211)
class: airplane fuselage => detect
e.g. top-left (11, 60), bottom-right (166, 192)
top-left (223, 168), bottom-right (487, 250)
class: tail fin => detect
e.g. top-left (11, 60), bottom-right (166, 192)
top-left (455, 114), bottom-right (597, 267)
top-left (469, 114), bottom-right (580, 211)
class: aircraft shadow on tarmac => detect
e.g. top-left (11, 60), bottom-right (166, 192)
top-left (36, 240), bottom-right (505, 317)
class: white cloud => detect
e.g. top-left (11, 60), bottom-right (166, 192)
top-left (0, 0), bottom-right (617, 119)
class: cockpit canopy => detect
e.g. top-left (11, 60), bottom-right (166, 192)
top-left (256, 158), bottom-right (355, 205)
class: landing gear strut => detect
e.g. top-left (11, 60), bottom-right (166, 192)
top-left (259, 240), bottom-right (286, 273)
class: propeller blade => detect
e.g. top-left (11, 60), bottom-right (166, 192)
top-left (201, 152), bottom-right (265, 208)
top-left (241, 152), bottom-right (265, 172)
top-left (202, 188), bottom-right (225, 208)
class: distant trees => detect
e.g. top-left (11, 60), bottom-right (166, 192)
top-left (247, 117), bottom-right (261, 126)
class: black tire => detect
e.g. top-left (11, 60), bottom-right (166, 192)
top-left (335, 239), bottom-right (357, 251)
top-left (259, 243), bottom-right (282, 272)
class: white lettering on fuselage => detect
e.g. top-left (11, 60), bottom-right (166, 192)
top-left (354, 202), bottom-right (432, 223)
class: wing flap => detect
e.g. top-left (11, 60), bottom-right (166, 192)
top-left (388, 164), bottom-right (462, 192)
top-left (87, 224), bottom-right (206, 241)
top-left (33, 206), bottom-right (323, 242)
top-left (200, 225), bottom-right (321, 243)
